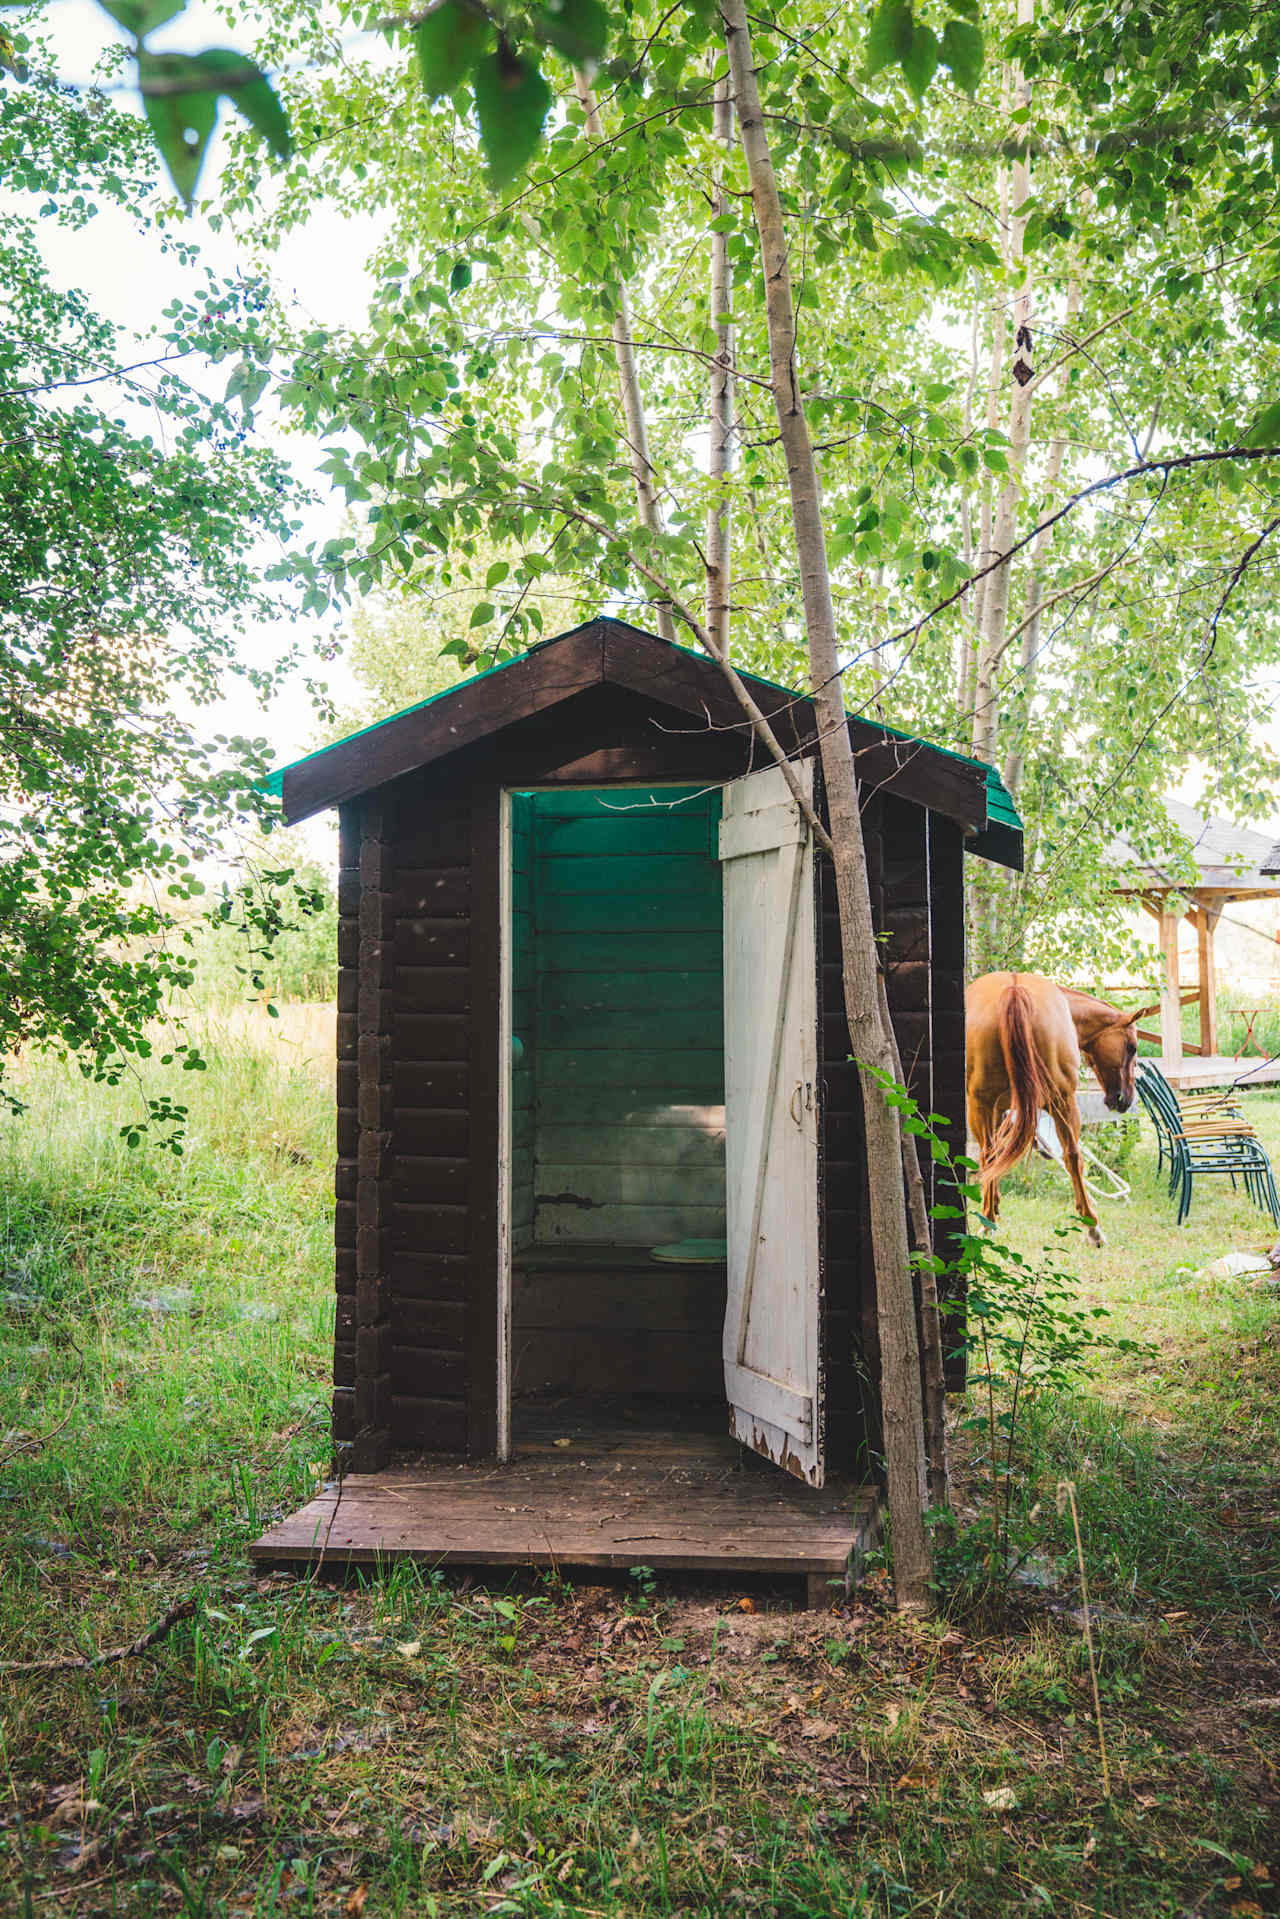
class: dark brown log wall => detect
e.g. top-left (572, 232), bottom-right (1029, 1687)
top-left (818, 791), bottom-right (938, 1478)
top-left (332, 770), bottom-right (481, 1468)
top-left (928, 815), bottom-right (969, 1388)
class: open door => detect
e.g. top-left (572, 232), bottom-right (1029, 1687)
top-left (719, 760), bottom-right (822, 1486)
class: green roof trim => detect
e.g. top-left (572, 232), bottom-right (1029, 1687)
top-left (263, 625), bottom-right (1022, 839)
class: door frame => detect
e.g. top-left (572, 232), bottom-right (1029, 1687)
top-left (496, 779), bottom-right (733, 1455)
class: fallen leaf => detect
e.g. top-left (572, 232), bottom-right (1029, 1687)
top-left (396, 1639), bottom-right (422, 1659)
top-left (884, 1703), bottom-right (901, 1729)
top-left (983, 1786), bottom-right (1018, 1811)
top-left (1228, 1903), bottom-right (1264, 1918)
top-left (895, 1770), bottom-right (934, 1791)
top-left (345, 1889), bottom-right (368, 1917)
top-left (553, 1437), bottom-right (572, 1448)
top-left (800, 1717), bottom-right (839, 1741)
top-left (1223, 1878), bottom-right (1243, 1892)
top-left (736, 1597), bottom-right (756, 1613)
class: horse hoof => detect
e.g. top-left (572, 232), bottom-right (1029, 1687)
top-left (1087, 1224), bottom-right (1106, 1249)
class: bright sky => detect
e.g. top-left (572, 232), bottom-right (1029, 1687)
top-left (30, 0), bottom-right (393, 858)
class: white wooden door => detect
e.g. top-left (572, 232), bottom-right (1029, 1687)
top-left (719, 760), bottom-right (822, 1486)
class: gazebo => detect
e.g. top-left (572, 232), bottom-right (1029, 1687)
top-left (1110, 799), bottom-right (1280, 1083)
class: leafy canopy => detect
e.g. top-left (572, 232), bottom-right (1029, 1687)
top-left (0, 64), bottom-right (311, 1138)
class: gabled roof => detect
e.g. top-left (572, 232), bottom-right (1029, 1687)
top-left (268, 617), bottom-right (1022, 868)
top-left (1110, 797), bottom-right (1280, 897)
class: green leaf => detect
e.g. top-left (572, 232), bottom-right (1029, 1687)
top-left (901, 20), bottom-right (938, 100)
top-left (485, 559), bottom-right (510, 586)
top-left (1245, 400), bottom-right (1280, 447)
top-left (473, 47), bottom-right (552, 189)
top-left (866, 0), bottom-right (913, 78)
top-left (138, 53), bottom-right (219, 205)
top-left (413, 0), bottom-right (488, 98)
top-left (190, 50), bottom-right (293, 161)
top-left (98, 0), bottom-right (186, 32)
top-left (940, 17), bottom-right (984, 93)
top-left (533, 0), bottom-right (609, 66)
top-left (450, 258), bottom-right (472, 292)
top-left (469, 600), bottom-right (496, 627)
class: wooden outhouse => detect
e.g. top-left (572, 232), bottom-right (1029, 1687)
top-left (252, 619), bottom-right (1021, 1593)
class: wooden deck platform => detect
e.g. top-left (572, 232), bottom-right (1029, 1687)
top-left (1153, 1054), bottom-right (1280, 1091)
top-left (250, 1403), bottom-right (881, 1606)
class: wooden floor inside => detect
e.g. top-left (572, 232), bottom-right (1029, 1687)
top-left (251, 1401), bottom-right (880, 1603)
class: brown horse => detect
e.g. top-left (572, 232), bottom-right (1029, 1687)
top-left (965, 972), bottom-right (1139, 1246)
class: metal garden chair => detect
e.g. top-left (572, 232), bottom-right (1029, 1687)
top-left (1134, 1061), bottom-right (1280, 1226)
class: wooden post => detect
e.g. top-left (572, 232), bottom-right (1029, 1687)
top-left (1195, 903), bottom-right (1219, 1059)
top-left (1159, 906), bottom-right (1182, 1064)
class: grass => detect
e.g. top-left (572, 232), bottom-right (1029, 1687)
top-left (0, 1016), bottom-right (1277, 1917)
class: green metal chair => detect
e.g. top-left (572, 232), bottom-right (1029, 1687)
top-left (1135, 1061), bottom-right (1280, 1226)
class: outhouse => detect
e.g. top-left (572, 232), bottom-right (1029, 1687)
top-left (252, 619), bottom-right (1022, 1593)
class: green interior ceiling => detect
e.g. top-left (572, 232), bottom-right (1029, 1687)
top-left (510, 787), bottom-right (727, 1255)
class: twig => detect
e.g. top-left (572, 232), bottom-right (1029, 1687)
top-left (1057, 1479), bottom-right (1111, 1799)
top-left (313, 1444), bottom-right (350, 1578)
top-left (0, 1599), bottom-right (196, 1676)
top-left (0, 1394), bottom-right (82, 1472)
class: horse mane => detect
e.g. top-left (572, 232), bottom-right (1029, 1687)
top-left (1061, 986), bottom-right (1135, 1039)
top-left (983, 977), bottom-right (1054, 1184)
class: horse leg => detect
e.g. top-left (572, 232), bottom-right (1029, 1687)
top-left (968, 1093), bottom-right (999, 1228)
top-left (1050, 1094), bottom-right (1103, 1247)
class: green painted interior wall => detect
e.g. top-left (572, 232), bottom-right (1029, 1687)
top-left (509, 787), bottom-right (726, 1249)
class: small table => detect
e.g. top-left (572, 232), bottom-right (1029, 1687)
top-left (1232, 1008), bottom-right (1265, 1058)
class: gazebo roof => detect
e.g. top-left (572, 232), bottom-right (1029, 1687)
top-left (1110, 798), bottom-right (1280, 899)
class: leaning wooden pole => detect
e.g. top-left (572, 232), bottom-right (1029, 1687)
top-left (574, 73), bottom-right (677, 645)
top-left (722, 0), bottom-right (931, 1609)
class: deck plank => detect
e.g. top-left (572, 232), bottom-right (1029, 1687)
top-left (1153, 1054), bottom-right (1280, 1090)
top-left (251, 1424), bottom-right (880, 1584)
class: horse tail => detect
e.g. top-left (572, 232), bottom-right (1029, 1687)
top-left (983, 977), bottom-right (1051, 1184)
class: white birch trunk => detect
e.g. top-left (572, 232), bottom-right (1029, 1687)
top-left (969, 95), bottom-right (1012, 660)
top-left (971, 0), bottom-right (1037, 771)
top-left (706, 69), bottom-right (735, 656)
top-left (723, 0), bottom-right (931, 1610)
top-left (1002, 269), bottom-right (1083, 800)
top-left (574, 72), bottom-right (677, 645)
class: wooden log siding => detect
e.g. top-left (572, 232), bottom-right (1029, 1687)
top-left (816, 791), bottom-right (936, 1478)
top-left (381, 769), bottom-right (475, 1457)
top-left (342, 792), bottom-right (396, 1470)
top-left (928, 814), bottom-right (969, 1390)
top-left (332, 804), bottom-right (360, 1451)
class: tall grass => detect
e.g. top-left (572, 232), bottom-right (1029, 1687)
top-left (0, 1004), bottom-right (335, 1601)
